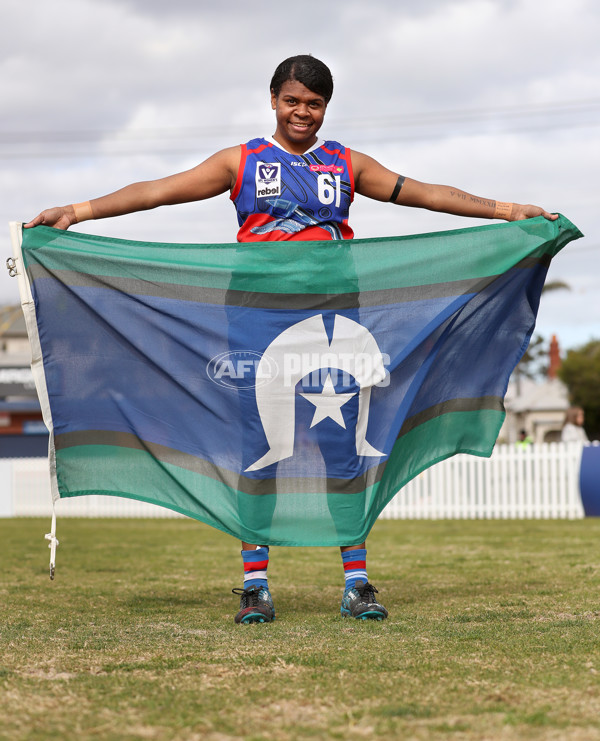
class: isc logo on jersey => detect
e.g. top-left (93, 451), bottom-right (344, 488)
top-left (255, 162), bottom-right (281, 198)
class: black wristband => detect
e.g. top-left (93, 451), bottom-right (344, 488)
top-left (389, 175), bottom-right (406, 203)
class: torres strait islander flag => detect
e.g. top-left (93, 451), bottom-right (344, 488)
top-left (10, 216), bottom-right (582, 545)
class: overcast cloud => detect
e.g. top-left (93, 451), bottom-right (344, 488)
top-left (1, 0), bottom-right (598, 351)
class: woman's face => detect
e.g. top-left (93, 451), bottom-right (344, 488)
top-left (576, 409), bottom-right (585, 426)
top-left (271, 79), bottom-right (327, 153)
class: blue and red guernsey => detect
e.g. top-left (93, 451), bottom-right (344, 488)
top-left (231, 137), bottom-right (354, 242)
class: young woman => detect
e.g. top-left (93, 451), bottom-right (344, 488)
top-left (561, 407), bottom-right (589, 443)
top-left (25, 54), bottom-right (557, 624)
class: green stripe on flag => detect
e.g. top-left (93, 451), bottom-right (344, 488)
top-left (55, 408), bottom-right (504, 546)
top-left (21, 215), bottom-right (581, 295)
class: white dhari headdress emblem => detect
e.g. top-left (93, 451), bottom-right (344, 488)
top-left (246, 314), bottom-right (387, 471)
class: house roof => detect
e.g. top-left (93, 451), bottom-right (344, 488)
top-left (505, 377), bottom-right (569, 413)
top-left (0, 305), bottom-right (26, 338)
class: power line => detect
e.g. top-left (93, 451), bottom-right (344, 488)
top-left (0, 97), bottom-right (598, 160)
top-left (562, 243), bottom-right (598, 254)
top-left (0, 121), bottom-right (600, 160)
top-left (1, 118), bottom-right (598, 160)
top-left (2, 96), bottom-right (599, 142)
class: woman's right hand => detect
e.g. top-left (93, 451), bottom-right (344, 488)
top-left (24, 206), bottom-right (77, 230)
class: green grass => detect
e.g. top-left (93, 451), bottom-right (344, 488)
top-left (2, 517), bottom-right (600, 740)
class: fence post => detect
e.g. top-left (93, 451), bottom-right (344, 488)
top-left (0, 460), bottom-right (13, 517)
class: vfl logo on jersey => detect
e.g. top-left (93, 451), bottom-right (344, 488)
top-left (256, 162), bottom-right (281, 198)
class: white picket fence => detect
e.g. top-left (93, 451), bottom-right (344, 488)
top-left (0, 442), bottom-right (585, 520)
top-left (381, 442), bottom-right (584, 520)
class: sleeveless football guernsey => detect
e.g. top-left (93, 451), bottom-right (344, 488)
top-left (231, 137), bottom-right (354, 242)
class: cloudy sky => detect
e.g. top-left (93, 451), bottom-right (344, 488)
top-left (1, 0), bottom-right (598, 352)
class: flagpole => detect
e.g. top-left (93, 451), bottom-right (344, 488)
top-left (9, 222), bottom-right (60, 579)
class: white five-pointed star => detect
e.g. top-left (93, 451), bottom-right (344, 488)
top-left (300, 374), bottom-right (357, 429)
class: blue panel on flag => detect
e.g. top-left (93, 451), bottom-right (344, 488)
top-left (32, 278), bottom-right (477, 479)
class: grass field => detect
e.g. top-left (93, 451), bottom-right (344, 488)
top-left (2, 517), bottom-right (600, 740)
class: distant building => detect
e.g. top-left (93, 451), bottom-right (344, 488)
top-left (0, 305), bottom-right (48, 457)
top-left (500, 335), bottom-right (569, 444)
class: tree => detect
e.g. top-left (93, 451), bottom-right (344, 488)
top-left (513, 281), bottom-right (571, 384)
top-left (516, 333), bottom-right (548, 381)
top-left (543, 280), bottom-right (570, 294)
top-left (559, 340), bottom-right (600, 440)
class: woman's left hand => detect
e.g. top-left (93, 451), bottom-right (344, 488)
top-left (510, 204), bottom-right (558, 221)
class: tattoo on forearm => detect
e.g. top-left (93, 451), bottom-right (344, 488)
top-left (449, 191), bottom-right (494, 209)
top-left (468, 196), bottom-right (495, 208)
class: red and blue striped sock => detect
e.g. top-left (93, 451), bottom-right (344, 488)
top-left (241, 546), bottom-right (269, 589)
top-left (341, 548), bottom-right (368, 590)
